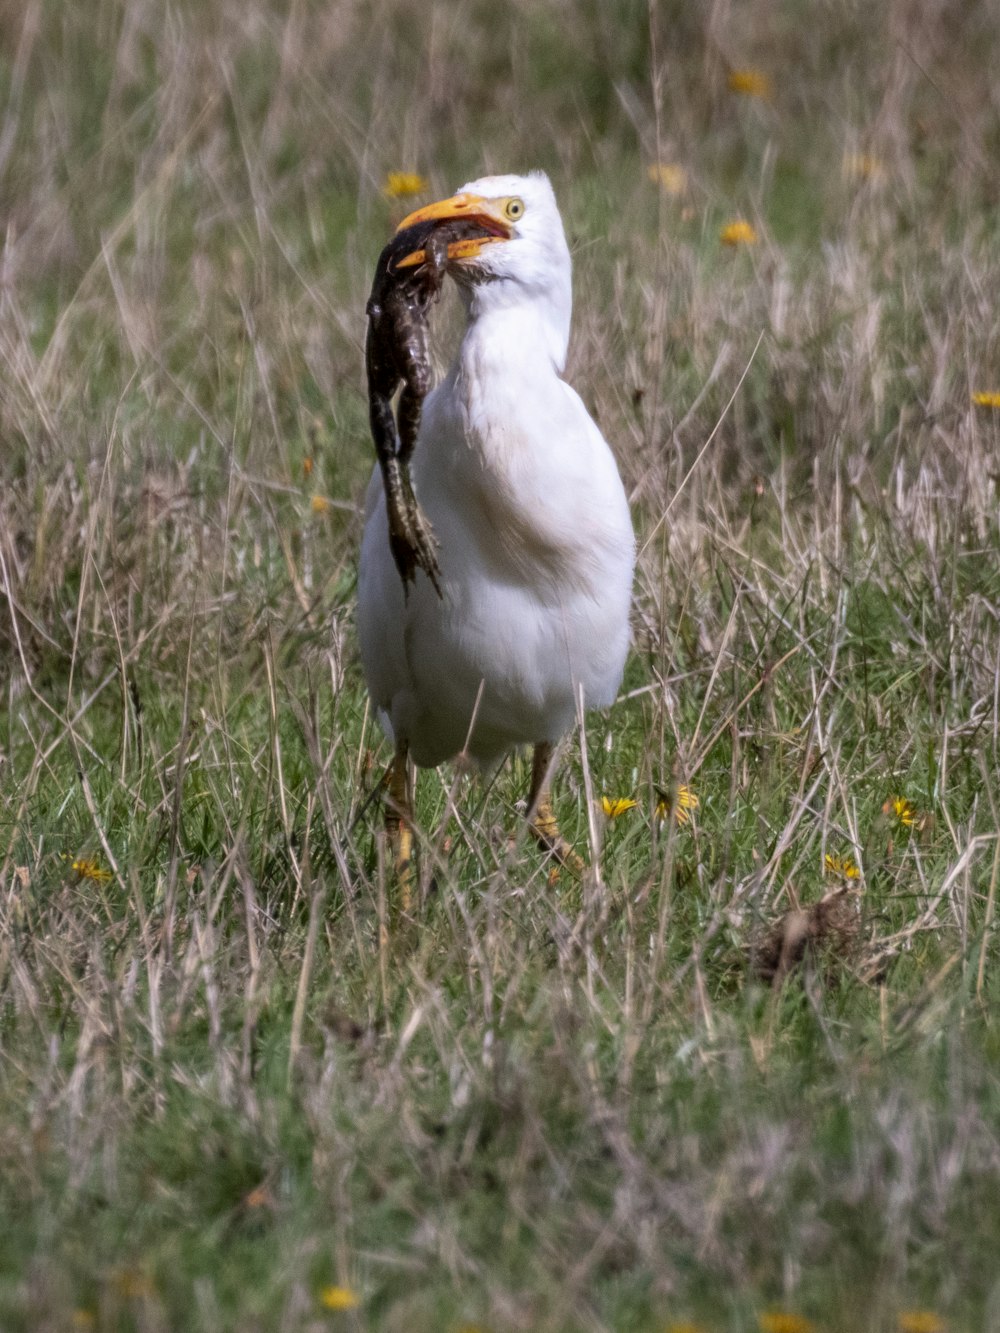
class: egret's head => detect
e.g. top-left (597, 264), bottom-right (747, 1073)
top-left (395, 171), bottom-right (572, 365)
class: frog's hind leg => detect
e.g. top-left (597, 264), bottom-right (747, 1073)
top-left (396, 327), bottom-right (433, 470)
top-left (396, 384), bottom-right (426, 471)
top-left (369, 390), bottom-right (400, 473)
top-left (396, 381), bottom-right (442, 595)
top-left (370, 394), bottom-right (419, 590)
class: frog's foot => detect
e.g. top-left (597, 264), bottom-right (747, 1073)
top-left (404, 500), bottom-right (443, 597)
top-left (385, 476), bottom-right (420, 588)
top-left (388, 527), bottom-right (419, 589)
top-left (385, 492), bottom-right (442, 598)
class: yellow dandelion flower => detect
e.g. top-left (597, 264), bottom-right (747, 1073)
top-left (728, 68), bottom-right (772, 99)
top-left (656, 785), bottom-right (699, 825)
top-left (647, 163), bottom-right (688, 196)
top-left (898, 1314), bottom-right (946, 1333)
top-left (383, 171), bottom-right (429, 199)
top-left (310, 494), bottom-right (331, 514)
top-left (824, 852), bottom-right (861, 880)
top-left (885, 796), bottom-right (918, 827)
top-left (758, 1314), bottom-right (816, 1333)
top-left (112, 1269), bottom-right (155, 1300)
top-left (972, 391), bottom-right (1000, 408)
top-left (720, 220), bottom-right (757, 246)
top-left (69, 857), bottom-right (112, 884)
top-left (602, 796), bottom-right (638, 818)
top-left (843, 152), bottom-right (886, 182)
top-left (319, 1285), bottom-right (361, 1311)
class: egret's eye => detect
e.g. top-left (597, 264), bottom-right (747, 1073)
top-left (504, 197), bottom-right (525, 221)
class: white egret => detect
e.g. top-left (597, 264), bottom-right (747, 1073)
top-left (358, 171), bottom-right (634, 896)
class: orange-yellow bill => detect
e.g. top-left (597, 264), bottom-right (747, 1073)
top-left (393, 191), bottom-right (512, 269)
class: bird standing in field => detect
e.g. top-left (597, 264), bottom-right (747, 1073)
top-left (358, 171), bottom-right (634, 898)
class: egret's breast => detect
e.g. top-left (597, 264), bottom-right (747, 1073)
top-left (429, 361), bottom-right (612, 581)
top-left (462, 463), bottom-right (595, 590)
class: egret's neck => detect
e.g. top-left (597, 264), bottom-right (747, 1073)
top-left (444, 299), bottom-right (569, 478)
top-left (460, 282), bottom-right (570, 380)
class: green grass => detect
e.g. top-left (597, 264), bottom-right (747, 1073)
top-left (2, 1), bottom-right (1000, 1329)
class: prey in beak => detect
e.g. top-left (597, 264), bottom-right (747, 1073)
top-left (365, 209), bottom-right (507, 599)
top-left (391, 192), bottom-right (515, 270)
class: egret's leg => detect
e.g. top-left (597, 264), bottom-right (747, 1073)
top-left (527, 741), bottom-right (584, 873)
top-left (385, 740), bottom-right (415, 909)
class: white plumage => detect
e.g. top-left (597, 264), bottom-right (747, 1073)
top-left (358, 171), bottom-right (634, 872)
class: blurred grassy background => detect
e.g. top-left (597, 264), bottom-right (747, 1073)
top-left (2, 1), bottom-right (1000, 1329)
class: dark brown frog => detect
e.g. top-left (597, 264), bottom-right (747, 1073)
top-left (365, 216), bottom-right (490, 598)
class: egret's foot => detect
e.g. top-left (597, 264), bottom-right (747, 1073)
top-left (526, 740), bottom-right (586, 877)
top-left (385, 742), bottom-right (416, 912)
top-left (385, 813), bottom-right (415, 911)
top-left (530, 793), bottom-right (586, 877)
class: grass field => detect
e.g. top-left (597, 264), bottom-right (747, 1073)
top-left (2, 1), bottom-right (1000, 1329)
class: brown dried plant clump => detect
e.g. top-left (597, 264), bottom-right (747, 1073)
top-left (750, 886), bottom-right (863, 986)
